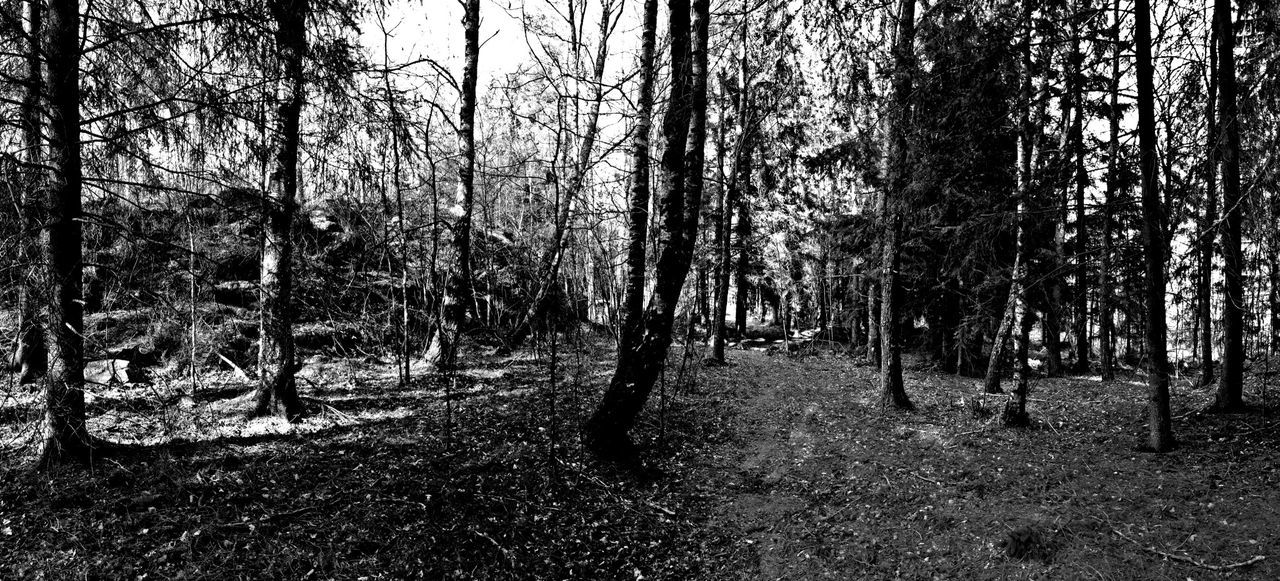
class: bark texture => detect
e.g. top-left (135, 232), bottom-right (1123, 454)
top-left (1135, 0), bottom-right (1174, 451)
top-left (426, 0), bottom-right (480, 369)
top-left (252, 0), bottom-right (309, 421)
top-left (37, 0), bottom-right (91, 467)
top-left (1212, 0), bottom-right (1245, 412)
top-left (587, 0), bottom-right (710, 459)
top-left (878, 0), bottom-right (915, 411)
top-left (10, 0), bottom-right (46, 385)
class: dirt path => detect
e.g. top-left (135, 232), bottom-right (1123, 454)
top-left (679, 349), bottom-right (1280, 580)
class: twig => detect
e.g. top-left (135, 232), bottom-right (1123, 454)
top-left (1113, 528), bottom-right (1267, 571)
top-left (215, 352), bottom-right (252, 383)
top-left (473, 529), bottom-right (517, 568)
top-left (910, 471), bottom-right (940, 485)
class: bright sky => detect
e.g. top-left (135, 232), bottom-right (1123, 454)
top-left (361, 1), bottom-right (641, 97)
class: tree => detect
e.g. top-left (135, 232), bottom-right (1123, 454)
top-left (708, 8), bottom-right (755, 365)
top-left (1211, 0), bottom-right (1246, 412)
top-left (1068, 0), bottom-right (1091, 373)
top-left (504, 0), bottom-right (621, 351)
top-left (617, 0), bottom-right (658, 360)
top-left (252, 0), bottom-right (311, 421)
top-left (1002, 0), bottom-right (1036, 426)
top-left (426, 0), bottom-right (480, 369)
top-left (8, 0), bottom-right (45, 385)
top-left (36, 0), bottom-right (91, 467)
top-left (878, 0), bottom-right (916, 411)
top-left (1197, 20), bottom-right (1219, 388)
top-left (1135, 0), bottom-right (1173, 452)
top-left (1098, 0), bottom-right (1122, 383)
top-left (586, 0), bottom-right (710, 459)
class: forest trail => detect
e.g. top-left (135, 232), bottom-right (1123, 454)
top-left (680, 349), bottom-right (1280, 579)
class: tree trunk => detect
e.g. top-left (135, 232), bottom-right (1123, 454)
top-left (985, 275), bottom-right (1017, 393)
top-left (36, 0), bottom-right (91, 467)
top-left (866, 274), bottom-right (880, 365)
top-left (1270, 250), bottom-right (1280, 362)
top-left (1198, 21), bottom-right (1219, 387)
top-left (1003, 4), bottom-right (1035, 423)
top-left (708, 98), bottom-right (731, 362)
top-left (587, 0), bottom-right (710, 459)
top-left (878, 0), bottom-right (915, 411)
top-left (616, 0), bottom-right (658, 373)
top-left (1099, 0), bottom-right (1121, 382)
top-left (1070, 2), bottom-right (1090, 373)
top-left (252, 0), bottom-right (309, 421)
top-left (710, 29), bottom-right (753, 364)
top-left (733, 185), bottom-right (751, 336)
top-left (426, 0), bottom-right (480, 369)
top-left (11, 0), bottom-right (46, 385)
top-left (1135, 0), bottom-right (1174, 451)
top-left (1212, 0), bottom-right (1245, 412)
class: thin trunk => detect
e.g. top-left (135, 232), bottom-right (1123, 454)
top-left (1099, 0), bottom-right (1121, 382)
top-left (426, 0), bottom-right (480, 369)
top-left (1270, 250), bottom-right (1280, 361)
top-left (1212, 0), bottom-right (1245, 411)
top-left (617, 0), bottom-right (658, 355)
top-left (11, 0), bottom-right (45, 384)
top-left (1045, 95), bottom-right (1069, 378)
top-left (1070, 1), bottom-right (1090, 372)
top-left (733, 179), bottom-right (751, 335)
top-left (37, 0), bottom-right (90, 467)
top-left (708, 86), bottom-right (730, 361)
top-left (1197, 22), bottom-right (1218, 387)
top-left (985, 274), bottom-right (1017, 393)
top-left (505, 2), bottom-right (616, 350)
top-left (879, 0), bottom-right (915, 411)
top-left (1135, 0), bottom-right (1174, 451)
top-left (866, 273), bottom-right (880, 364)
top-left (711, 25), bottom-right (752, 363)
top-left (252, 0), bottom-right (309, 421)
top-left (587, 0), bottom-right (711, 459)
top-left (1003, 4), bottom-right (1034, 424)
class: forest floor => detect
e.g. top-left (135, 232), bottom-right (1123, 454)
top-left (1, 340), bottom-right (1279, 580)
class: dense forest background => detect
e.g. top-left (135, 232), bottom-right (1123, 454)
top-left (1, 0), bottom-right (1278, 577)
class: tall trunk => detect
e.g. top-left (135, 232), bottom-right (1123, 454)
top-left (37, 0), bottom-right (90, 467)
top-left (587, 0), bottom-right (709, 459)
top-left (505, 2), bottom-right (616, 350)
top-left (253, 0), bottom-right (309, 421)
top-left (1099, 0), bottom-right (1121, 382)
top-left (708, 80), bottom-right (731, 362)
top-left (1070, 1), bottom-right (1091, 372)
top-left (733, 179), bottom-right (751, 335)
top-left (11, 0), bottom-right (45, 384)
top-left (1197, 19), bottom-right (1218, 386)
top-left (1003, 3), bottom-right (1035, 424)
top-left (879, 0), bottom-right (915, 411)
top-left (710, 24), bottom-right (752, 362)
top-left (1135, 0), bottom-right (1174, 451)
top-left (616, 0), bottom-right (657, 367)
top-left (426, 0), bottom-right (480, 369)
top-left (1045, 95), bottom-right (1069, 378)
top-left (1212, 0), bottom-right (1245, 411)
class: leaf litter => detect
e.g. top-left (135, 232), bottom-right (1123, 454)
top-left (0, 344), bottom-right (1276, 579)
